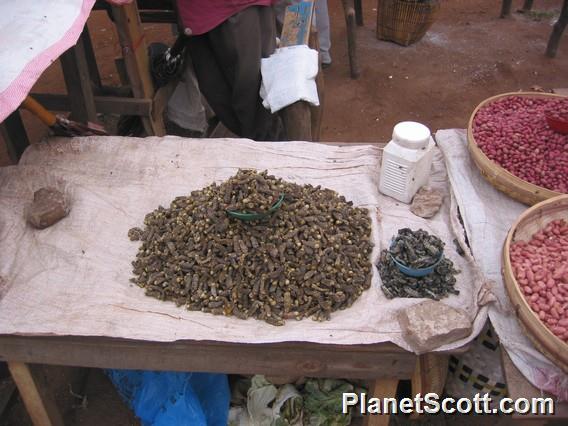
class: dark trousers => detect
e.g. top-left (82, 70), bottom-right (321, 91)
top-left (187, 6), bottom-right (281, 141)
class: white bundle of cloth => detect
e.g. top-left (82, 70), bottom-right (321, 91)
top-left (260, 45), bottom-right (320, 113)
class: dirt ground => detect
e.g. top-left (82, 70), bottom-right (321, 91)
top-left (1, 0), bottom-right (567, 424)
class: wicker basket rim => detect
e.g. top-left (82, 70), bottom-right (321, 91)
top-left (467, 92), bottom-right (567, 199)
top-left (502, 195), bottom-right (568, 372)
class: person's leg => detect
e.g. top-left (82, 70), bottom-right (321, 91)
top-left (186, 34), bottom-right (242, 136)
top-left (208, 6), bottom-right (279, 140)
top-left (315, 0), bottom-right (331, 65)
top-left (166, 54), bottom-right (208, 135)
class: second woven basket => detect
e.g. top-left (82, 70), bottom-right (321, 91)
top-left (376, 0), bottom-right (440, 46)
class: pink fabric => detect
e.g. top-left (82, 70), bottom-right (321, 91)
top-left (0, 0), bottom-right (96, 122)
top-left (177, 0), bottom-right (273, 35)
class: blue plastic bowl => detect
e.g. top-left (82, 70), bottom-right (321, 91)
top-left (388, 238), bottom-right (443, 277)
top-left (389, 253), bottom-right (442, 277)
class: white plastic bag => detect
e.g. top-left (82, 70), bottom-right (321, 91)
top-left (260, 45), bottom-right (320, 113)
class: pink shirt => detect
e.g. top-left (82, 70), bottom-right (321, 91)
top-left (178, 0), bottom-right (274, 35)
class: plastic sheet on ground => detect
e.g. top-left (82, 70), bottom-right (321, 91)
top-left (107, 369), bottom-right (230, 426)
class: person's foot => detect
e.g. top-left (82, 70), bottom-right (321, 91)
top-left (322, 61), bottom-right (332, 69)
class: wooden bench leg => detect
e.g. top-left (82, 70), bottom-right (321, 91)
top-left (81, 26), bottom-right (103, 92)
top-left (343, 0), bottom-right (360, 79)
top-left (362, 378), bottom-right (399, 426)
top-left (280, 2), bottom-right (318, 141)
top-left (60, 33), bottom-right (98, 125)
top-left (282, 102), bottom-right (313, 141)
top-left (410, 353), bottom-right (448, 419)
top-left (309, 28), bottom-right (324, 142)
top-left (311, 63), bottom-right (324, 142)
top-left (1, 110), bottom-right (29, 163)
top-left (546, 0), bottom-right (568, 58)
top-left (355, 0), bottom-right (364, 26)
top-left (500, 0), bottom-right (513, 18)
top-left (7, 362), bottom-right (64, 426)
top-left (111, 2), bottom-right (166, 136)
top-left (411, 353), bottom-right (448, 396)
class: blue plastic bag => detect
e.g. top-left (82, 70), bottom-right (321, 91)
top-left (106, 369), bottom-right (230, 426)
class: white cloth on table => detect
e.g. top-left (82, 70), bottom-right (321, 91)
top-left (0, 136), bottom-right (487, 352)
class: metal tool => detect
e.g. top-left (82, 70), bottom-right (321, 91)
top-left (21, 96), bottom-right (107, 137)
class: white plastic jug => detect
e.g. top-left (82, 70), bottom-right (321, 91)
top-left (379, 121), bottom-right (435, 204)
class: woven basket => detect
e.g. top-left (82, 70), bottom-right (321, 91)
top-left (376, 0), bottom-right (440, 46)
top-left (467, 92), bottom-right (566, 206)
top-left (502, 195), bottom-right (568, 372)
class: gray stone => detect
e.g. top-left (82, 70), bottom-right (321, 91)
top-left (25, 187), bottom-right (69, 229)
top-left (410, 187), bottom-right (444, 218)
top-left (398, 300), bottom-right (472, 353)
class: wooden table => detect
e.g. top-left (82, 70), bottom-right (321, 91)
top-left (0, 138), bottom-right (457, 426)
top-left (0, 335), bottom-right (451, 426)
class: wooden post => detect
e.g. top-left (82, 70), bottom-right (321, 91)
top-left (522, 0), bottom-right (534, 12)
top-left (545, 0), bottom-right (568, 58)
top-left (7, 362), bottom-right (64, 426)
top-left (0, 110), bottom-right (29, 163)
top-left (362, 378), bottom-right (399, 426)
top-left (280, 0), bottom-right (314, 46)
top-left (0, 376), bottom-right (16, 418)
top-left (311, 63), bottom-right (324, 141)
top-left (282, 102), bottom-right (313, 141)
top-left (280, 1), bottom-right (317, 141)
top-left (355, 0), bottom-right (364, 26)
top-left (309, 28), bottom-right (324, 142)
top-left (343, 0), bottom-right (360, 79)
top-left (500, 0), bottom-right (513, 18)
top-left (111, 2), bottom-right (166, 136)
top-left (410, 354), bottom-right (448, 419)
top-left (60, 32), bottom-right (98, 124)
top-left (81, 26), bottom-right (103, 92)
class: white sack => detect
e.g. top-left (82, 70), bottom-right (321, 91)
top-left (260, 45), bottom-right (319, 113)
